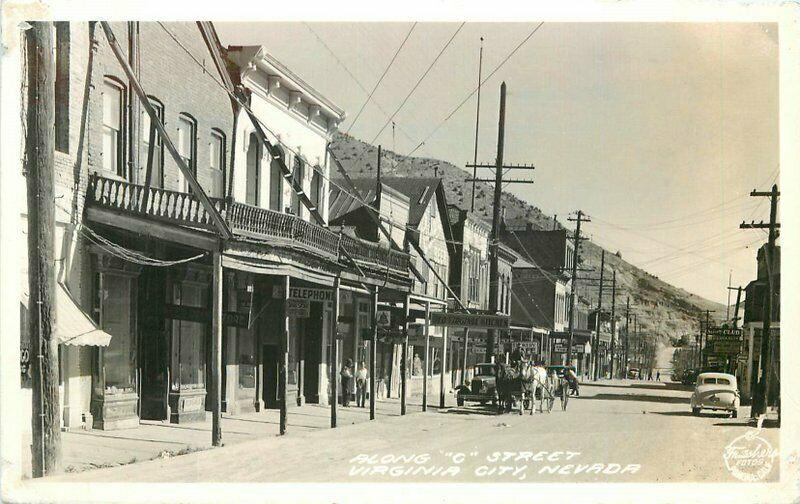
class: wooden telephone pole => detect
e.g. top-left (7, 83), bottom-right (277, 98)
top-left (26, 21), bottom-right (62, 477)
top-left (609, 271), bottom-right (617, 379)
top-left (741, 184), bottom-right (779, 417)
top-left (624, 296), bottom-right (630, 378)
top-left (565, 211), bottom-right (590, 368)
top-left (465, 82), bottom-right (534, 362)
top-left (592, 251), bottom-right (606, 381)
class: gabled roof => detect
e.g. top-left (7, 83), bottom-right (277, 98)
top-left (380, 177), bottom-right (442, 227)
top-left (328, 179), bottom-right (380, 222)
top-left (328, 178), bottom-right (410, 223)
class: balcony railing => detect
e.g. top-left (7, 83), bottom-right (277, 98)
top-left (86, 173), bottom-right (411, 275)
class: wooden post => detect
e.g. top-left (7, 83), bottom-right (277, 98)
top-left (461, 328), bottom-right (469, 385)
top-left (440, 323), bottom-right (448, 409)
top-left (26, 21), bottom-right (61, 478)
top-left (331, 277), bottom-right (340, 427)
top-left (400, 294), bottom-right (410, 416)
top-left (211, 252), bottom-right (223, 446)
top-left (279, 276), bottom-right (289, 435)
top-left (370, 286), bottom-right (378, 420)
top-left (422, 302), bottom-right (430, 412)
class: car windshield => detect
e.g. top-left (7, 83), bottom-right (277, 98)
top-left (702, 377), bottom-right (731, 385)
top-left (476, 365), bottom-right (495, 376)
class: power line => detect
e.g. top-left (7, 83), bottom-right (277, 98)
top-left (345, 22), bottom-right (417, 135)
top-left (302, 23), bottom-right (416, 146)
top-left (366, 22), bottom-right (465, 147)
top-left (405, 22), bottom-right (545, 159)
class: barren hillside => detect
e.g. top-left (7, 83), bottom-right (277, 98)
top-left (330, 132), bottom-right (726, 344)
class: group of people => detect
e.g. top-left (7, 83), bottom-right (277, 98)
top-left (339, 359), bottom-right (369, 408)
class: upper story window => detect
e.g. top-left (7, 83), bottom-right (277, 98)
top-left (291, 156), bottom-right (305, 215)
top-left (246, 133), bottom-right (262, 206)
top-left (141, 98), bottom-right (164, 188)
top-left (55, 22), bottom-right (70, 154)
top-left (310, 165), bottom-right (322, 212)
top-left (102, 78), bottom-right (125, 177)
top-left (269, 145), bottom-right (284, 212)
top-left (176, 114), bottom-right (197, 191)
top-left (210, 129), bottom-right (226, 198)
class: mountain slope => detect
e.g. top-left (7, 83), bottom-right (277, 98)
top-left (330, 132), bottom-right (726, 344)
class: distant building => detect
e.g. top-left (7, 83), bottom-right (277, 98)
top-left (739, 244), bottom-right (780, 402)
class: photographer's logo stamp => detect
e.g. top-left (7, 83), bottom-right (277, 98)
top-left (724, 430), bottom-right (778, 482)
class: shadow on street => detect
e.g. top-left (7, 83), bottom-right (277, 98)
top-left (587, 393), bottom-right (690, 404)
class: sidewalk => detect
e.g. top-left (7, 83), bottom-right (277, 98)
top-left (21, 394), bottom-right (456, 478)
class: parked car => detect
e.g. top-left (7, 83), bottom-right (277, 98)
top-left (456, 363), bottom-right (498, 406)
top-left (682, 369), bottom-right (699, 386)
top-left (690, 372), bottom-right (740, 417)
top-left (627, 368), bottom-right (640, 379)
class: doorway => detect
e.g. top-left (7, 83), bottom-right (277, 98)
top-left (262, 344), bottom-right (280, 409)
top-left (303, 302), bottom-right (322, 402)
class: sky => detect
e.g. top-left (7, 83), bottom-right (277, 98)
top-left (215, 22), bottom-right (779, 305)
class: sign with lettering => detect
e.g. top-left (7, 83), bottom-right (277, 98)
top-left (273, 285), bottom-right (333, 302)
top-left (707, 327), bottom-right (743, 338)
top-left (286, 299), bottom-right (310, 318)
top-left (429, 312), bottom-right (509, 329)
top-left (709, 336), bottom-right (743, 355)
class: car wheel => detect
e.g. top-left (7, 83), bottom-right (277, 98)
top-left (691, 407), bottom-right (700, 416)
top-left (731, 409), bottom-right (738, 419)
top-left (457, 397), bottom-right (464, 407)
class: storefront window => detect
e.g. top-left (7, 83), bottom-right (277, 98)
top-left (171, 282), bottom-right (207, 391)
top-left (238, 327), bottom-right (256, 389)
top-left (100, 274), bottom-right (136, 393)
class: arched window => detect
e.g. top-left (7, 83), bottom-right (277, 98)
top-left (102, 77), bottom-right (126, 176)
top-left (176, 113), bottom-right (197, 192)
top-left (141, 97), bottom-right (164, 188)
top-left (245, 132), bottom-right (261, 206)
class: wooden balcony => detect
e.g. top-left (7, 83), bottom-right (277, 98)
top-left (86, 173), bottom-right (411, 276)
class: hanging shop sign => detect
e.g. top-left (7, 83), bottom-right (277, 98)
top-left (286, 299), bottom-right (310, 318)
top-left (709, 337), bottom-right (743, 355)
top-left (706, 327), bottom-right (743, 338)
top-left (376, 310), bottom-right (392, 327)
top-left (429, 312), bottom-right (509, 329)
top-left (273, 285), bottom-right (333, 302)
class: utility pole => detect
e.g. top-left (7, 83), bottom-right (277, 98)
top-left (624, 297), bottom-right (630, 379)
top-left (726, 271), bottom-right (732, 321)
top-left (741, 184), bottom-right (779, 417)
top-left (465, 82), bottom-right (535, 362)
top-left (565, 211), bottom-right (589, 368)
top-left (703, 310), bottom-right (711, 367)
top-left (26, 21), bottom-right (62, 478)
top-left (592, 251), bottom-right (606, 381)
top-left (470, 37), bottom-right (484, 212)
top-left (609, 271), bottom-right (617, 379)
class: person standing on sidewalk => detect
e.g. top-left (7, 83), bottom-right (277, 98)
top-left (341, 359), bottom-right (353, 407)
top-left (355, 361), bottom-right (368, 408)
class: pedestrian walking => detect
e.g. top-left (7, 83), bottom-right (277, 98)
top-left (656, 371), bottom-right (660, 382)
top-left (355, 361), bottom-right (368, 408)
top-left (341, 359), bottom-right (353, 407)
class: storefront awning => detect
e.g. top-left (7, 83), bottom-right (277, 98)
top-left (21, 279), bottom-right (112, 347)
